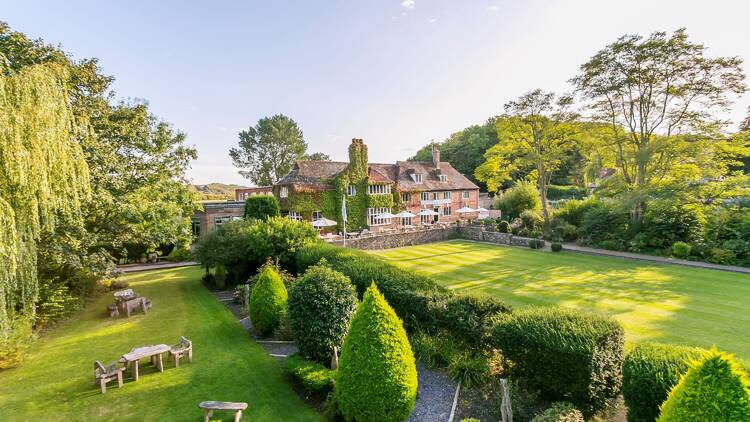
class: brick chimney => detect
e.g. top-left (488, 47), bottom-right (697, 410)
top-left (431, 143), bottom-right (440, 170)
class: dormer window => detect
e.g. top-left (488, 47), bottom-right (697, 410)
top-left (412, 173), bottom-right (423, 183)
top-left (439, 174), bottom-right (448, 182)
top-left (279, 186), bottom-right (289, 198)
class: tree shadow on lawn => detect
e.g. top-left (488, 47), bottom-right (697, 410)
top-left (392, 247), bottom-right (750, 358)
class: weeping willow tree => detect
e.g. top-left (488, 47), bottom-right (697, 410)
top-left (0, 61), bottom-right (90, 367)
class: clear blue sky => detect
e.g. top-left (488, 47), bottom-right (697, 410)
top-left (4, 0), bottom-right (750, 185)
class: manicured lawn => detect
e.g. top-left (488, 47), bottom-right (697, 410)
top-left (0, 266), bottom-right (322, 422)
top-left (375, 240), bottom-right (750, 360)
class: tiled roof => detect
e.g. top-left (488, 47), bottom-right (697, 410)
top-left (368, 163), bottom-right (397, 183)
top-left (277, 161), bottom-right (348, 190)
top-left (396, 161), bottom-right (479, 191)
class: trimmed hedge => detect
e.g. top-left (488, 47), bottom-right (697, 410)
top-left (622, 343), bottom-right (704, 422)
top-left (492, 307), bottom-right (624, 415)
top-left (658, 349), bottom-right (750, 422)
top-left (551, 242), bottom-right (563, 252)
top-left (336, 284), bottom-right (418, 422)
top-left (295, 243), bottom-right (511, 346)
top-left (243, 194), bottom-right (280, 220)
top-left (287, 263), bottom-right (358, 365)
top-left (248, 264), bottom-right (288, 337)
top-left (282, 354), bottom-right (336, 395)
top-left (531, 402), bottom-right (584, 422)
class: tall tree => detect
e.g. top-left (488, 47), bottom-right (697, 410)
top-left (475, 89), bottom-right (577, 230)
top-left (304, 152), bottom-right (331, 161)
top-left (572, 29), bottom-right (746, 226)
top-left (230, 114), bottom-right (307, 185)
top-left (0, 62), bottom-right (91, 365)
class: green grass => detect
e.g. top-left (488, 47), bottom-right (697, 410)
top-left (375, 240), bottom-right (750, 361)
top-left (0, 266), bottom-right (322, 422)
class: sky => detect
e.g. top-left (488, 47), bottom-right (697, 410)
top-left (4, 0), bottom-right (750, 185)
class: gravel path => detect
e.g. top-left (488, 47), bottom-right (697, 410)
top-left (211, 289), bottom-right (458, 421)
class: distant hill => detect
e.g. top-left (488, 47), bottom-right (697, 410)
top-left (191, 183), bottom-right (249, 200)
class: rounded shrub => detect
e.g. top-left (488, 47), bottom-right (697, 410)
top-left (243, 194), bottom-right (280, 220)
top-left (497, 220), bottom-right (512, 234)
top-left (494, 180), bottom-right (541, 220)
top-left (531, 402), bottom-right (584, 422)
top-left (622, 343), bottom-right (704, 422)
top-left (336, 283), bottom-right (418, 422)
top-left (288, 263), bottom-right (359, 365)
top-left (671, 241), bottom-right (691, 259)
top-left (551, 242), bottom-right (563, 252)
top-left (248, 264), bottom-right (288, 337)
top-left (528, 238), bottom-right (544, 249)
top-left (658, 349), bottom-right (750, 421)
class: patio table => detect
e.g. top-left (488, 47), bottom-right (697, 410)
top-left (120, 344), bottom-right (170, 381)
top-left (113, 289), bottom-right (135, 300)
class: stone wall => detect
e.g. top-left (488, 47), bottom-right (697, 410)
top-left (329, 225), bottom-right (544, 250)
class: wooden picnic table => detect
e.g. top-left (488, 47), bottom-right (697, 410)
top-left (120, 344), bottom-right (170, 381)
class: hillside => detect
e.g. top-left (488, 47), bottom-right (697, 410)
top-left (191, 183), bottom-right (249, 200)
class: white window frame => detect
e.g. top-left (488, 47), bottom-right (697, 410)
top-left (367, 184), bottom-right (392, 195)
top-left (312, 210), bottom-right (323, 220)
top-left (420, 192), bottom-right (429, 201)
top-left (431, 192), bottom-right (439, 200)
top-left (347, 185), bottom-right (356, 196)
top-left (439, 174), bottom-right (448, 182)
top-left (401, 217), bottom-right (412, 226)
top-left (279, 186), bottom-right (289, 198)
top-left (401, 192), bottom-right (411, 202)
top-left (443, 206), bottom-right (452, 216)
top-left (420, 212), bottom-right (431, 225)
top-left (288, 211), bottom-right (302, 221)
top-left (413, 173), bottom-right (423, 183)
top-left (444, 191), bottom-right (452, 200)
top-left (367, 207), bottom-right (392, 226)
top-left (462, 190), bottom-right (470, 199)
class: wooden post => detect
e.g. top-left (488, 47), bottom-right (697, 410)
top-left (331, 346), bottom-right (339, 370)
top-left (133, 360), bottom-right (139, 381)
top-left (157, 353), bottom-right (164, 372)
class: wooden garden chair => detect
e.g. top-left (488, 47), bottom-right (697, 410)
top-left (93, 360), bottom-right (125, 394)
top-left (169, 336), bottom-right (193, 367)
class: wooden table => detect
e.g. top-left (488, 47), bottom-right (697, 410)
top-left (121, 344), bottom-right (170, 381)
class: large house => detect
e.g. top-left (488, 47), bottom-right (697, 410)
top-left (274, 139), bottom-right (479, 232)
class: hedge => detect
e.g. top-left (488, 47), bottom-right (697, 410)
top-left (244, 194), bottom-right (280, 220)
top-left (658, 349), bottom-right (750, 421)
top-left (622, 343), bottom-right (705, 422)
top-left (287, 263), bottom-right (358, 365)
top-left (282, 354), bottom-right (336, 395)
top-left (336, 284), bottom-right (418, 422)
top-left (248, 264), bottom-right (288, 337)
top-left (492, 307), bottom-right (624, 415)
top-left (530, 402), bottom-right (584, 422)
top-left (295, 243), bottom-right (511, 346)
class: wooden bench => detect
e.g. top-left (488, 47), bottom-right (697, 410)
top-left (94, 360), bottom-right (125, 394)
top-left (169, 336), bottom-right (193, 367)
top-left (199, 401), bottom-right (248, 422)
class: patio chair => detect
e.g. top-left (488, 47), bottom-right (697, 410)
top-left (94, 360), bottom-right (125, 394)
top-left (169, 336), bottom-right (193, 367)
top-left (106, 304), bottom-right (119, 318)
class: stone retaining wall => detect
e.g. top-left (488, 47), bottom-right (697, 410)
top-left (329, 225), bottom-right (544, 250)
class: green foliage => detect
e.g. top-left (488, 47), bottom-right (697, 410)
top-left (492, 307), bottom-right (624, 415)
top-left (230, 114), bottom-right (307, 186)
top-left (336, 284), bottom-right (418, 422)
top-left (708, 247), bottom-right (736, 265)
top-left (460, 419), bottom-right (481, 422)
top-left (520, 209), bottom-right (544, 232)
top-left (546, 185), bottom-right (586, 201)
top-left (443, 295), bottom-right (511, 347)
top-left (578, 203), bottom-right (629, 245)
top-left (193, 219), bottom-right (256, 285)
top-left (671, 242), bottom-right (691, 259)
top-left (622, 343), bottom-right (705, 422)
top-left (288, 263), bottom-right (358, 365)
top-left (448, 351), bottom-right (491, 387)
top-left (553, 197), bottom-right (601, 228)
top-left (551, 242), bottom-right (562, 252)
top-left (213, 265), bottom-right (227, 289)
top-left (166, 245), bottom-right (193, 262)
top-left (494, 180), bottom-right (541, 220)
top-left (243, 194), bottom-right (281, 220)
top-left (657, 349), bottom-right (750, 422)
top-left (552, 222), bottom-right (577, 242)
top-left (410, 329), bottom-right (462, 369)
top-left (531, 402), bottom-right (584, 422)
top-left (497, 220), bottom-right (512, 233)
top-left (282, 354), bottom-right (336, 395)
top-left (0, 316), bottom-right (36, 369)
top-left (643, 201), bottom-right (705, 249)
top-left (246, 216), bottom-right (319, 271)
top-left (248, 264), bottom-right (288, 337)
top-left (528, 239), bottom-right (544, 249)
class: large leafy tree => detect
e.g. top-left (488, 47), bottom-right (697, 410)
top-left (476, 90), bottom-right (578, 230)
top-left (572, 29), bottom-right (746, 226)
top-left (230, 114), bottom-right (307, 185)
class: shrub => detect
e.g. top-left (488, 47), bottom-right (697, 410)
top-left (553, 223), bottom-right (577, 242)
top-left (553, 197), bottom-right (601, 228)
top-left (248, 264), bottom-right (288, 337)
top-left (109, 279), bottom-right (130, 291)
top-left (671, 242), bottom-right (691, 259)
top-left (214, 264), bottom-right (227, 289)
top-left (578, 203), bottom-right (629, 245)
top-left (551, 242), bottom-right (562, 252)
top-left (0, 316), bottom-right (36, 369)
top-left (166, 245), bottom-right (193, 262)
top-left (246, 216), bottom-right (319, 272)
top-left (708, 247), bottom-right (736, 265)
top-left (531, 402), bottom-right (584, 422)
top-left (448, 351), bottom-right (490, 387)
top-left (546, 185), bottom-right (587, 201)
top-left (243, 194), bottom-right (280, 220)
top-left (528, 238), bottom-right (544, 249)
top-left (495, 180), bottom-right (541, 220)
top-left (492, 307), bottom-right (624, 415)
top-left (520, 209), bottom-right (544, 232)
top-left (497, 220), bottom-right (512, 233)
top-left (442, 295), bottom-right (511, 347)
top-left (288, 263), bottom-right (359, 365)
top-left (282, 354), bottom-right (336, 395)
top-left (643, 201), bottom-right (705, 249)
top-left (410, 329), bottom-right (461, 369)
top-left (193, 219), bottom-right (257, 285)
top-left (622, 343), bottom-right (705, 422)
top-left (336, 284), bottom-right (418, 422)
top-left (657, 349), bottom-right (750, 421)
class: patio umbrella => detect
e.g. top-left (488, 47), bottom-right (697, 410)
top-left (394, 211), bottom-right (417, 218)
top-left (375, 211), bottom-right (397, 219)
top-left (477, 207), bottom-right (488, 212)
top-left (417, 209), bottom-right (439, 216)
top-left (457, 207), bottom-right (476, 213)
top-left (311, 217), bottom-right (338, 228)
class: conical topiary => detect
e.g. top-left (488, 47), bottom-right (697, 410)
top-left (658, 349), bottom-right (750, 422)
top-left (248, 264), bottom-right (287, 337)
top-left (336, 283), bottom-right (418, 422)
